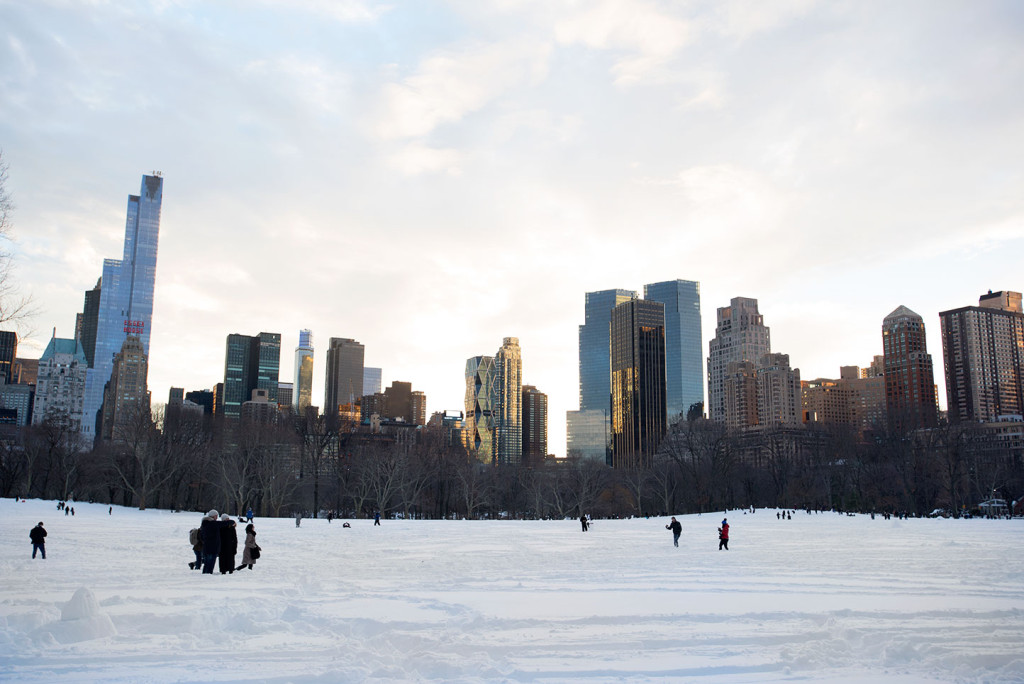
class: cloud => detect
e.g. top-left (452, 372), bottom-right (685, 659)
top-left (385, 143), bottom-right (463, 176)
top-left (253, 0), bottom-right (387, 23)
top-left (373, 39), bottom-right (551, 140)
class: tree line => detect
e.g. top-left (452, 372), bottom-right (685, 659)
top-left (0, 405), bottom-right (1021, 519)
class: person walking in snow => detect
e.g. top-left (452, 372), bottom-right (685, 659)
top-left (236, 523), bottom-right (260, 571)
top-left (218, 514), bottom-right (238, 574)
top-left (718, 518), bottom-right (730, 550)
top-left (374, 511), bottom-right (381, 526)
top-left (580, 514), bottom-right (589, 532)
top-left (666, 517), bottom-right (682, 547)
top-left (246, 507), bottom-right (253, 523)
top-left (199, 510), bottom-right (222, 573)
top-left (30, 521), bottom-right (47, 559)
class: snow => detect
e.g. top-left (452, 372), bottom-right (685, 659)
top-left (2, 499), bottom-right (1023, 683)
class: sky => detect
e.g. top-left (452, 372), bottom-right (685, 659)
top-left (3, 498), bottom-right (1024, 682)
top-left (1, 0), bottom-right (1023, 456)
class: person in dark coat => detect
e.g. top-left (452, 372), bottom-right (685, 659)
top-left (666, 517), bottom-right (682, 547)
top-left (199, 510), bottom-right (222, 574)
top-left (718, 518), bottom-right (730, 550)
top-left (236, 523), bottom-right (260, 571)
top-left (30, 522), bottom-right (47, 559)
top-left (580, 514), bottom-right (589, 532)
top-left (218, 514), bottom-right (238, 574)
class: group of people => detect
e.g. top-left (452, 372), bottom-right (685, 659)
top-left (663, 516), bottom-right (729, 549)
top-left (57, 501), bottom-right (75, 516)
top-left (189, 510), bottom-right (260, 574)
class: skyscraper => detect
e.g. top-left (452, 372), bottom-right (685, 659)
top-left (755, 353), bottom-right (802, 426)
top-left (940, 290), bottom-right (1024, 423)
top-left (522, 385), bottom-right (548, 466)
top-left (223, 332), bottom-right (281, 419)
top-left (707, 297), bottom-right (771, 422)
top-left (33, 333), bottom-right (89, 431)
top-left (610, 298), bottom-right (666, 469)
top-left (81, 174), bottom-right (163, 441)
top-left (494, 337), bottom-right (523, 466)
top-left (363, 367), bottom-right (383, 396)
top-left (570, 288), bottom-right (636, 461)
top-left (644, 279), bottom-right (703, 422)
top-left (0, 330), bottom-right (16, 385)
top-left (882, 305), bottom-right (937, 430)
top-left (100, 335), bottom-right (150, 441)
top-left (324, 338), bottom-right (364, 417)
top-left (464, 355), bottom-right (496, 462)
top-left (293, 329), bottom-right (314, 412)
top-left (77, 279), bottom-right (101, 368)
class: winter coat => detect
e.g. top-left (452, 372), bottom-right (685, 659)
top-left (30, 525), bottom-right (47, 544)
top-left (668, 520), bottom-right (681, 535)
top-left (220, 522), bottom-right (238, 556)
top-left (200, 517), bottom-right (222, 555)
top-left (719, 523), bottom-right (729, 540)
top-left (241, 530), bottom-right (259, 565)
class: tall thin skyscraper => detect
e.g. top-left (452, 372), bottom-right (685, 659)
top-left (610, 298), bottom-right (666, 469)
top-left (81, 174), bottom-right (163, 441)
top-left (882, 305), bottom-right (937, 430)
top-left (293, 329), bottom-right (314, 412)
top-left (223, 332), bottom-right (281, 418)
top-left (494, 337), bottom-right (523, 466)
top-left (707, 297), bottom-right (771, 423)
top-left (464, 355), bottom-right (496, 462)
top-left (940, 291), bottom-right (1024, 423)
top-left (644, 279), bottom-right (703, 422)
top-left (100, 335), bottom-right (150, 441)
top-left (522, 385), bottom-right (548, 466)
top-left (77, 279), bottom-right (101, 368)
top-left (0, 330), bottom-right (16, 384)
top-left (324, 338), bottom-right (364, 417)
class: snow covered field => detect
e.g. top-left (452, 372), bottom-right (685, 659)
top-left (1, 499), bottom-right (1023, 683)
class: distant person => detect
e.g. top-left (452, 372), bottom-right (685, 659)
top-left (580, 514), bottom-right (589, 532)
top-left (246, 507), bottom-right (253, 523)
top-left (65, 507), bottom-right (69, 516)
top-left (199, 510), bottom-right (222, 574)
top-left (295, 511), bottom-right (302, 528)
top-left (70, 507), bottom-right (74, 516)
top-left (30, 521), bottom-right (47, 559)
top-left (374, 511), bottom-right (381, 526)
top-left (666, 517), bottom-right (682, 547)
top-left (718, 518), bottom-right (729, 550)
top-left (109, 506), bottom-right (112, 515)
top-left (218, 514), bottom-right (238, 574)
top-left (327, 511), bottom-right (333, 524)
top-left (188, 526), bottom-right (202, 570)
top-left (236, 523), bottom-right (260, 571)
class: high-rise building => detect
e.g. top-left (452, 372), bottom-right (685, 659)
top-left (76, 279), bottom-right (101, 368)
top-left (802, 365), bottom-right (886, 434)
top-left (81, 174), bottom-right (163, 441)
top-left (644, 279), bottom-right (703, 422)
top-left (0, 330), bottom-right (16, 384)
top-left (100, 335), bottom-right (150, 441)
top-left (522, 385), bottom-right (548, 466)
top-left (410, 390), bottom-right (427, 426)
top-left (325, 338), bottom-right (364, 417)
top-left (940, 290), bottom-right (1024, 423)
top-left (32, 333), bottom-right (89, 431)
top-left (293, 329), bottom-right (314, 412)
top-left (185, 389), bottom-right (214, 415)
top-left (363, 367), bottom-right (383, 396)
top-left (707, 297), bottom-right (771, 422)
top-left (223, 332), bottom-right (281, 419)
top-left (571, 288), bottom-right (636, 462)
top-left (723, 360), bottom-right (758, 431)
top-left (277, 382), bottom-right (293, 409)
top-left (882, 305), bottom-right (937, 430)
top-left (384, 381), bottom-right (413, 422)
top-left (756, 353), bottom-right (802, 426)
top-left (0, 380), bottom-right (32, 427)
top-left (494, 337), bottom-right (523, 466)
top-left (463, 355), bottom-right (496, 462)
top-left (610, 298), bottom-right (666, 469)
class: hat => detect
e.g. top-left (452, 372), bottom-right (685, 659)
top-left (38, 521), bottom-right (44, 526)
top-left (207, 509), bottom-right (219, 518)
top-left (722, 518), bottom-right (727, 524)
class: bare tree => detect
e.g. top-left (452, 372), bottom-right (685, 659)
top-left (0, 151), bottom-right (34, 327)
top-left (109, 404), bottom-right (180, 510)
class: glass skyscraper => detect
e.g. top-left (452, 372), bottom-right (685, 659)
top-left (464, 355), bottom-right (496, 463)
top-left (81, 174), bottom-right (163, 441)
top-left (293, 329), bottom-right (314, 412)
top-left (644, 279), bottom-right (703, 422)
top-left (324, 337), bottom-right (364, 416)
top-left (223, 332), bottom-right (281, 418)
top-left (610, 298), bottom-right (666, 469)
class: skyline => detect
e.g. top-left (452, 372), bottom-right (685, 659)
top-left (2, 1), bottom-right (1023, 456)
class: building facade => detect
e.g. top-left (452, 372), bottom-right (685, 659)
top-left (100, 335), bottom-right (150, 441)
top-left (940, 290), bottom-right (1024, 423)
top-left (325, 337), bottom-right (364, 417)
top-left (610, 298), bottom-right (666, 469)
top-left (293, 328), bottom-right (314, 412)
top-left (644, 279), bottom-right (703, 422)
top-left (463, 355), bottom-right (496, 462)
top-left (882, 305), bottom-right (937, 430)
top-left (81, 174), bottom-right (163, 442)
top-left (707, 297), bottom-right (771, 423)
top-left (521, 385), bottom-right (548, 466)
top-left (756, 353), bottom-right (802, 427)
top-left (32, 334), bottom-right (89, 432)
top-left (494, 337), bottom-right (523, 466)
top-left (223, 332), bottom-right (281, 419)
top-left (363, 367), bottom-right (383, 396)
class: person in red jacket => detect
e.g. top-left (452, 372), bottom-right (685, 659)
top-left (718, 519), bottom-right (729, 550)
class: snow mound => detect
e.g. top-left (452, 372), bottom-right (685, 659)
top-left (33, 587), bottom-right (117, 644)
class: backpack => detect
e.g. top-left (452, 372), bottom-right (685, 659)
top-left (189, 528), bottom-right (199, 546)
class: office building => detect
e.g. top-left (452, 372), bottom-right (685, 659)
top-left (708, 297), bottom-right (771, 423)
top-left (882, 305), bottom-right (937, 430)
top-left (522, 385), bottom-right (548, 466)
top-left (363, 367), bottom-right (382, 396)
top-left (384, 381), bottom-right (413, 423)
top-left (100, 335), bottom-right (150, 441)
top-left (494, 337), bottom-right (523, 466)
top-left (223, 332), bottom-right (281, 419)
top-left (411, 390), bottom-right (426, 426)
top-left (0, 330), bottom-right (15, 385)
top-left (610, 298), bottom-right (666, 469)
top-left (566, 409), bottom-right (609, 460)
top-left (32, 333), bottom-right (89, 431)
top-left (81, 173), bottom-right (163, 441)
top-left (644, 279), bottom-right (703, 422)
top-left (186, 389), bottom-right (213, 415)
top-left (940, 290), bottom-right (1024, 423)
top-left (277, 382), bottom-right (293, 409)
top-left (76, 279), bottom-right (101, 368)
top-left (463, 355), bottom-right (496, 462)
top-left (325, 338), bottom-right (364, 417)
top-left (293, 329), bottom-right (314, 412)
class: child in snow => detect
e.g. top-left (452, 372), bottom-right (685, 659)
top-left (718, 519), bottom-right (729, 550)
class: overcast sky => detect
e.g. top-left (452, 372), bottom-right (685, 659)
top-left (2, 0), bottom-right (1023, 455)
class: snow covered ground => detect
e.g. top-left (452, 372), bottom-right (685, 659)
top-left (1, 499), bottom-right (1023, 683)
